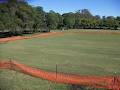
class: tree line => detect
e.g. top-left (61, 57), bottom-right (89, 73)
top-left (0, 0), bottom-right (120, 37)
top-left (48, 10), bottom-right (120, 30)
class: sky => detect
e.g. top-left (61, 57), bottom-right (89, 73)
top-left (28, 0), bottom-right (120, 17)
top-left (2, 0), bottom-right (120, 16)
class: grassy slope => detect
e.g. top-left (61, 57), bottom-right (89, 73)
top-left (0, 30), bottom-right (120, 90)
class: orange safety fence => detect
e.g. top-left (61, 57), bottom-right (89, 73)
top-left (0, 61), bottom-right (120, 90)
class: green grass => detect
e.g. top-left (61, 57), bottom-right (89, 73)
top-left (0, 29), bottom-right (120, 90)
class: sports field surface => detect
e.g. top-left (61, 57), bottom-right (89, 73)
top-left (0, 29), bottom-right (120, 90)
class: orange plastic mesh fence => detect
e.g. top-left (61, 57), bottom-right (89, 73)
top-left (0, 61), bottom-right (120, 90)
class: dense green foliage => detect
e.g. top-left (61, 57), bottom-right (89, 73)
top-left (0, 0), bottom-right (49, 37)
top-left (62, 10), bottom-right (120, 30)
top-left (0, 0), bottom-right (120, 37)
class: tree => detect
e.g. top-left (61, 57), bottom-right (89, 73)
top-left (33, 6), bottom-right (47, 32)
top-left (94, 15), bottom-right (101, 20)
top-left (63, 13), bottom-right (75, 29)
top-left (74, 18), bottom-right (81, 29)
top-left (80, 19), bottom-right (91, 29)
top-left (0, 21), bottom-right (5, 31)
top-left (116, 16), bottom-right (120, 28)
top-left (105, 16), bottom-right (119, 30)
top-left (81, 9), bottom-right (93, 19)
top-left (0, 0), bottom-right (49, 37)
top-left (57, 13), bottom-right (63, 29)
top-left (46, 10), bottom-right (59, 29)
top-left (0, 0), bottom-right (120, 37)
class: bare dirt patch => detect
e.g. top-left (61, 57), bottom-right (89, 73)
top-left (0, 32), bottom-right (63, 43)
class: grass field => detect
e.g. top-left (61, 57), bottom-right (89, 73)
top-left (0, 29), bottom-right (120, 90)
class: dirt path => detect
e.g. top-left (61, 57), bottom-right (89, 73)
top-left (0, 60), bottom-right (120, 90)
top-left (0, 32), bottom-right (63, 43)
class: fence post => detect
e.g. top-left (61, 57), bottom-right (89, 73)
top-left (9, 58), bottom-right (12, 69)
top-left (56, 64), bottom-right (57, 79)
